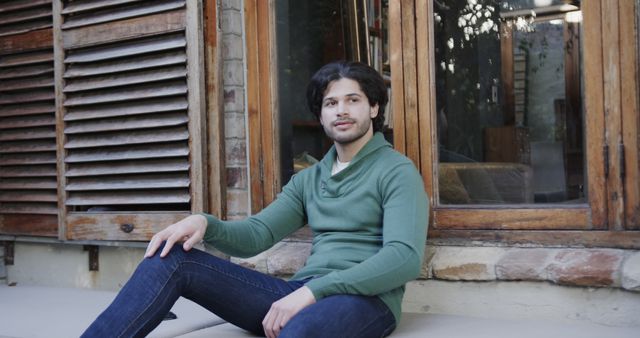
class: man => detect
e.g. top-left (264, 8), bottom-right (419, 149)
top-left (82, 61), bottom-right (428, 338)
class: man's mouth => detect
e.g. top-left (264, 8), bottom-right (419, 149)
top-left (333, 119), bottom-right (354, 127)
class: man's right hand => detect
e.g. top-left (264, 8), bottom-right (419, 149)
top-left (144, 214), bottom-right (208, 258)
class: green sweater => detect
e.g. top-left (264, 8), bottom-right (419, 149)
top-left (202, 132), bottom-right (429, 324)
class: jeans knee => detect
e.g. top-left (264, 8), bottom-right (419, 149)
top-left (141, 242), bottom-right (188, 269)
top-left (279, 317), bottom-right (323, 338)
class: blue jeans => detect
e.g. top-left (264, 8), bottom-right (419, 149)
top-left (82, 244), bottom-right (396, 337)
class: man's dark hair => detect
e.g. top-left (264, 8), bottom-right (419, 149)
top-left (306, 61), bottom-right (388, 133)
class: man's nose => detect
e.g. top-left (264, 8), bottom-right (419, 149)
top-left (337, 101), bottom-right (347, 115)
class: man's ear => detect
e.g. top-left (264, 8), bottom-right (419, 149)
top-left (370, 104), bottom-right (379, 119)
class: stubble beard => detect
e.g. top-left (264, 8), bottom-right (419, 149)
top-left (323, 118), bottom-right (372, 145)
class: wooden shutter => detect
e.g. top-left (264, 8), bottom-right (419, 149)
top-left (55, 0), bottom-right (206, 240)
top-left (0, 0), bottom-right (58, 236)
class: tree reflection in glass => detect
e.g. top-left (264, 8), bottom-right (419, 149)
top-left (434, 0), bottom-right (586, 205)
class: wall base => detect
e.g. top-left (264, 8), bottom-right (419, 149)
top-left (404, 279), bottom-right (640, 327)
top-left (7, 243), bottom-right (640, 328)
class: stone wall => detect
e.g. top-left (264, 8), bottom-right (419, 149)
top-left (221, 0), bottom-right (250, 219)
top-left (426, 246), bottom-right (640, 291)
top-left (233, 242), bottom-right (640, 293)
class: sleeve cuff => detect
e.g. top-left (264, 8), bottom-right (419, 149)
top-left (304, 273), bottom-right (339, 300)
top-left (198, 213), bottom-right (220, 243)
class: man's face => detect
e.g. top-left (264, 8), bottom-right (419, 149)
top-left (319, 78), bottom-right (379, 145)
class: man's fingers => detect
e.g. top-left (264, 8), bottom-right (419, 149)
top-left (145, 215), bottom-right (207, 258)
top-left (262, 310), bottom-right (276, 338)
top-left (145, 233), bottom-right (166, 258)
top-left (160, 232), bottom-right (182, 257)
top-left (273, 312), bottom-right (287, 338)
top-left (182, 230), bottom-right (201, 251)
top-left (262, 306), bottom-right (290, 338)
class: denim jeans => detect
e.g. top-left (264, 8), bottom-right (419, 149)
top-left (81, 244), bottom-right (396, 338)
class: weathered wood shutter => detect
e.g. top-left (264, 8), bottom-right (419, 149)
top-left (55, 0), bottom-right (206, 240)
top-left (0, 0), bottom-right (58, 236)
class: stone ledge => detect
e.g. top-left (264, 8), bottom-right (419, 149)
top-left (231, 241), bottom-right (311, 276)
top-left (424, 246), bottom-right (639, 292)
top-left (233, 241), bottom-right (640, 292)
top-left (622, 251), bottom-right (640, 290)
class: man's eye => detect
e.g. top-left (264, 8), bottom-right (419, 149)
top-left (349, 98), bottom-right (359, 103)
top-left (324, 101), bottom-right (336, 107)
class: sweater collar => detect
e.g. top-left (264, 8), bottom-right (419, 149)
top-left (320, 132), bottom-right (391, 172)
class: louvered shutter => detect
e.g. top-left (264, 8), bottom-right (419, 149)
top-left (55, 0), bottom-right (206, 240)
top-left (0, 1), bottom-right (58, 236)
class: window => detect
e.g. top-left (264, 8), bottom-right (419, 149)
top-left (435, 1), bottom-right (585, 206)
top-left (388, 0), bottom-right (639, 247)
top-left (246, 0), bottom-right (639, 248)
top-left (275, 0), bottom-right (390, 185)
top-left (621, 0), bottom-right (640, 229)
top-left (246, 0), bottom-right (390, 211)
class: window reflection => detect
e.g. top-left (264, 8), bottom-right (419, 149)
top-left (434, 0), bottom-right (585, 205)
top-left (276, 0), bottom-right (389, 185)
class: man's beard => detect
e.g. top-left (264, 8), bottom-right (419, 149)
top-left (323, 118), bottom-right (372, 145)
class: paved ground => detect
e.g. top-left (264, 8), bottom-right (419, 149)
top-left (0, 284), bottom-right (638, 338)
top-left (0, 285), bottom-right (223, 338)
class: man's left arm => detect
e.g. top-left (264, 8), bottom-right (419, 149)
top-left (304, 162), bottom-right (429, 299)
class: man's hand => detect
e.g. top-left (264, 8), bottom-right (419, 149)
top-left (144, 214), bottom-right (208, 258)
top-left (262, 286), bottom-right (316, 338)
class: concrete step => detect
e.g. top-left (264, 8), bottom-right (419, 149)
top-left (0, 285), bottom-right (223, 338)
top-left (176, 312), bottom-right (639, 338)
top-left (0, 285), bottom-right (637, 338)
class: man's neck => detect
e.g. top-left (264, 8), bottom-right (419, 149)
top-left (335, 130), bottom-right (374, 162)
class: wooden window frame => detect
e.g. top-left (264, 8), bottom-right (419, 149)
top-left (621, 0), bottom-right (640, 229)
top-left (392, 0), bottom-right (640, 248)
top-left (203, 0), bottom-right (226, 221)
top-left (245, 0), bottom-right (280, 213)
top-left (245, 0), bottom-right (640, 248)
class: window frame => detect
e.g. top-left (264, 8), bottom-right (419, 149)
top-left (621, 0), bottom-right (640, 230)
top-left (245, 0), bottom-right (640, 248)
top-left (244, 0), bottom-right (280, 214)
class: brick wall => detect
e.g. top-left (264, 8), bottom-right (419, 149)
top-left (221, 0), bottom-right (250, 219)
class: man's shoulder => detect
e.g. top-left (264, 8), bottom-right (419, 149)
top-left (289, 161), bottom-right (323, 183)
top-left (371, 146), bottom-right (417, 170)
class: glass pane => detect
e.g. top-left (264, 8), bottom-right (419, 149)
top-left (434, 0), bottom-right (586, 205)
top-left (275, 0), bottom-right (390, 185)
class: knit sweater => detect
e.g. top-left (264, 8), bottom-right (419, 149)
top-left (202, 132), bottom-right (429, 324)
